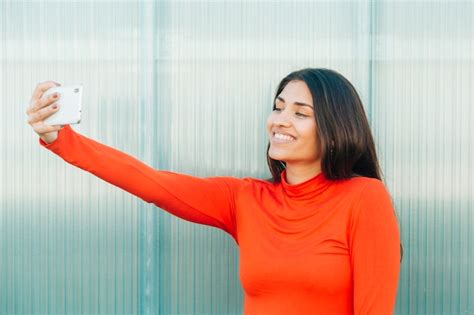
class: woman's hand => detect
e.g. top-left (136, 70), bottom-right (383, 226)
top-left (26, 81), bottom-right (64, 144)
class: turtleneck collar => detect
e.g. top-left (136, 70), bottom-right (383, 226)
top-left (279, 169), bottom-right (332, 199)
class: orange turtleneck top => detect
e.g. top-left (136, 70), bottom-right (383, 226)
top-left (39, 125), bottom-right (401, 315)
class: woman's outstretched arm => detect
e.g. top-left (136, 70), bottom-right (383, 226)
top-left (39, 124), bottom-right (247, 244)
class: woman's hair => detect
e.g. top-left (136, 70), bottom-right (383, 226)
top-left (267, 67), bottom-right (382, 182)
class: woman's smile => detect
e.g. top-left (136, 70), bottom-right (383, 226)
top-left (271, 132), bottom-right (297, 144)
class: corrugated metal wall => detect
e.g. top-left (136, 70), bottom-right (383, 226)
top-left (1, 1), bottom-right (473, 314)
top-left (371, 2), bottom-right (474, 314)
top-left (1, 2), bottom-right (142, 314)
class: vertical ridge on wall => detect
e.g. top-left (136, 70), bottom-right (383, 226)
top-left (136, 1), bottom-right (159, 314)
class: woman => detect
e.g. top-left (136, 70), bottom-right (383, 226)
top-left (27, 68), bottom-right (402, 314)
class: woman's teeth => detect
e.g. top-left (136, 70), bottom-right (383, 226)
top-left (274, 133), bottom-right (295, 141)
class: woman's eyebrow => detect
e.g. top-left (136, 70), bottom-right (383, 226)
top-left (276, 96), bottom-right (313, 109)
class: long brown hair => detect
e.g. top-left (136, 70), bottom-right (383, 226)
top-left (267, 68), bottom-right (382, 182)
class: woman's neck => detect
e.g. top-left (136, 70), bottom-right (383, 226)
top-left (284, 161), bottom-right (322, 185)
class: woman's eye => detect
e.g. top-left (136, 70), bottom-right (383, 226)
top-left (273, 108), bottom-right (307, 117)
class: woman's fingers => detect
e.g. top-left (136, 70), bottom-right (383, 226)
top-left (26, 91), bottom-right (60, 116)
top-left (30, 81), bottom-right (61, 102)
top-left (27, 81), bottom-right (63, 143)
top-left (27, 81), bottom-right (61, 113)
top-left (27, 103), bottom-right (60, 125)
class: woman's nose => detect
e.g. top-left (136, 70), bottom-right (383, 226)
top-left (273, 108), bottom-right (292, 126)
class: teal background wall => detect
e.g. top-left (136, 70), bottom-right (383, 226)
top-left (1, 1), bottom-right (473, 314)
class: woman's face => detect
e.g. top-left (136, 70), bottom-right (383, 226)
top-left (266, 80), bottom-right (320, 164)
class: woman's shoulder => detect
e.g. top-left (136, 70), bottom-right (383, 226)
top-left (335, 174), bottom-right (390, 199)
top-left (239, 176), bottom-right (276, 188)
top-left (343, 173), bottom-right (385, 186)
top-left (232, 176), bottom-right (281, 196)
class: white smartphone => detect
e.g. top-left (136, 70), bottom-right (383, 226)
top-left (42, 84), bottom-right (83, 126)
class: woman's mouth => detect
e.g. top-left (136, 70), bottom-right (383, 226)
top-left (271, 132), bottom-right (296, 144)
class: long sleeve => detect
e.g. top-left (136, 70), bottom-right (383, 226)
top-left (349, 179), bottom-right (401, 314)
top-left (39, 125), bottom-right (247, 243)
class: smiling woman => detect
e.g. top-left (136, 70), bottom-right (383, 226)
top-left (266, 80), bottom-right (319, 185)
top-left (31, 68), bottom-right (402, 315)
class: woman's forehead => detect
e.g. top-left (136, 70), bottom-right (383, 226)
top-left (278, 81), bottom-right (313, 107)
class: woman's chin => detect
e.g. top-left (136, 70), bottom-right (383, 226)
top-left (268, 150), bottom-right (288, 162)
